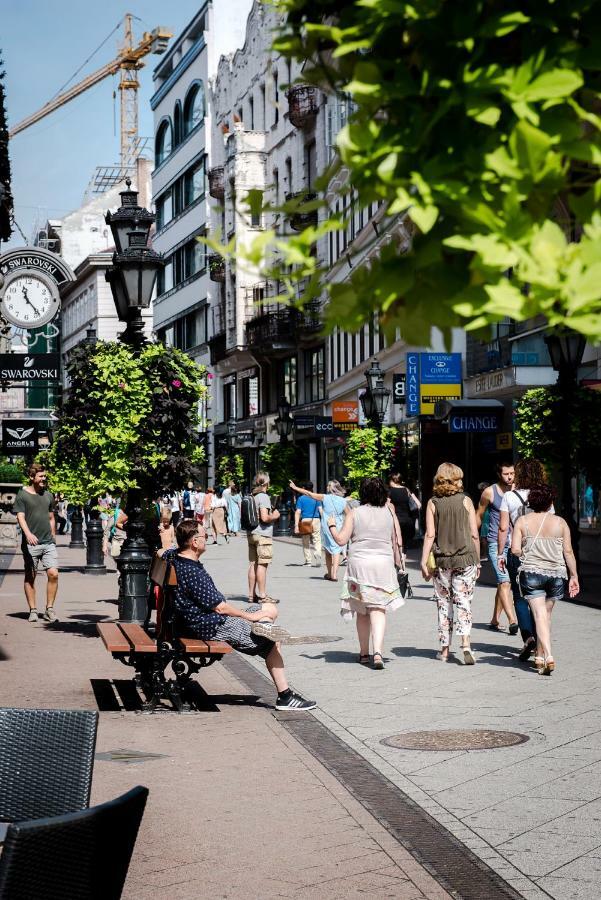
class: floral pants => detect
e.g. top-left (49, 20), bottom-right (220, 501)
top-left (433, 566), bottom-right (478, 647)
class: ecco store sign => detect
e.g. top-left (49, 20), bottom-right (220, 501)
top-left (0, 354), bottom-right (60, 381)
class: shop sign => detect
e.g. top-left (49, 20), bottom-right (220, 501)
top-left (2, 420), bottom-right (38, 453)
top-left (407, 352), bottom-right (463, 415)
top-left (406, 354), bottom-right (420, 416)
top-left (392, 374), bottom-right (406, 404)
top-left (496, 432), bottom-right (512, 450)
top-left (0, 353), bottom-right (60, 381)
top-left (332, 400), bottom-right (359, 423)
top-left (248, 377), bottom-right (259, 416)
top-left (293, 415), bottom-right (343, 437)
top-left (449, 413), bottom-right (499, 433)
top-left (314, 416), bottom-right (341, 436)
top-left (293, 415), bottom-right (315, 431)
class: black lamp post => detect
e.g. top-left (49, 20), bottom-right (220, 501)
top-left (227, 419), bottom-right (237, 448)
top-left (544, 329), bottom-right (586, 560)
top-left (274, 396), bottom-right (293, 444)
top-left (360, 358), bottom-right (391, 461)
top-left (105, 181), bottom-right (165, 622)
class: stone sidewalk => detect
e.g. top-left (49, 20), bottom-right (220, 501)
top-left (203, 534), bottom-right (601, 900)
top-left (0, 538), bottom-right (451, 900)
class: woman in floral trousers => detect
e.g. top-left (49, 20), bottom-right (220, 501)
top-left (421, 463), bottom-right (481, 664)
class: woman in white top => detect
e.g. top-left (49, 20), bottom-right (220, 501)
top-left (328, 477), bottom-right (404, 670)
top-left (511, 483), bottom-right (579, 675)
top-left (210, 489), bottom-right (229, 544)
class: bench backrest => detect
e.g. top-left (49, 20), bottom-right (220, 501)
top-left (149, 554), bottom-right (178, 643)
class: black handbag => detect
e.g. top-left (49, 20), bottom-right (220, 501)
top-left (397, 569), bottom-right (412, 598)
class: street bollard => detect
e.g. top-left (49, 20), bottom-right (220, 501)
top-left (85, 507), bottom-right (107, 575)
top-left (69, 506), bottom-right (85, 549)
top-left (117, 488), bottom-right (151, 623)
top-left (273, 501), bottom-right (292, 537)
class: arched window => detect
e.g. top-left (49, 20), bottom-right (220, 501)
top-left (174, 101), bottom-right (182, 148)
top-left (155, 118), bottom-right (172, 166)
top-left (183, 81), bottom-right (205, 136)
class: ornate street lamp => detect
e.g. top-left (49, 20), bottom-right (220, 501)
top-left (104, 180), bottom-right (165, 621)
top-left (545, 329), bottom-right (587, 560)
top-left (365, 358), bottom-right (382, 395)
top-left (360, 359), bottom-right (391, 461)
top-left (274, 396), bottom-right (293, 444)
top-left (105, 180), bottom-right (164, 349)
top-left (227, 419), bottom-right (237, 448)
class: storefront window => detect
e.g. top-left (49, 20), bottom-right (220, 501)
top-left (304, 347), bottom-right (325, 402)
top-left (281, 357), bottom-right (297, 406)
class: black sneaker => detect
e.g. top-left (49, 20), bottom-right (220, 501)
top-left (519, 639), bottom-right (535, 662)
top-left (275, 691), bottom-right (316, 712)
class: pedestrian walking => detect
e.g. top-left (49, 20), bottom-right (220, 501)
top-left (497, 458), bottom-right (549, 662)
top-left (328, 477), bottom-right (404, 670)
top-left (421, 463), bottom-right (480, 665)
top-left (225, 482), bottom-right (242, 535)
top-left (290, 480), bottom-right (348, 579)
top-left (211, 489), bottom-right (229, 544)
top-left (476, 462), bottom-right (519, 634)
top-left (246, 472), bottom-right (280, 603)
top-left (388, 473), bottom-right (421, 550)
top-left (182, 481), bottom-right (195, 519)
top-left (291, 482), bottom-right (322, 567)
top-left (165, 491), bottom-right (183, 528)
top-left (158, 508), bottom-right (176, 551)
top-left (511, 483), bottom-right (579, 675)
top-left (203, 487), bottom-right (215, 538)
top-left (109, 502), bottom-right (128, 559)
top-left (13, 463), bottom-right (59, 623)
top-left (99, 493), bottom-right (113, 554)
top-left (193, 486), bottom-right (206, 523)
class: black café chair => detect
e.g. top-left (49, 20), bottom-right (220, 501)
top-left (0, 785), bottom-right (148, 899)
top-left (0, 708), bottom-right (98, 825)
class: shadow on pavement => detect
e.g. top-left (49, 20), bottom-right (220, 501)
top-left (298, 649), bottom-right (359, 664)
top-left (43, 613), bottom-right (112, 639)
top-left (90, 677), bottom-right (264, 713)
top-left (390, 646), bottom-right (439, 659)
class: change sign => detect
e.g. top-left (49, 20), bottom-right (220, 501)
top-left (406, 352), bottom-right (462, 416)
top-left (2, 420), bottom-right (38, 453)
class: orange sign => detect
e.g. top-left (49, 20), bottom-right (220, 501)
top-left (332, 400), bottom-right (359, 423)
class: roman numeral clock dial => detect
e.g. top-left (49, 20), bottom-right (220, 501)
top-left (0, 270), bottom-right (61, 329)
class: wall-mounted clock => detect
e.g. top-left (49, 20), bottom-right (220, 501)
top-left (0, 270), bottom-right (60, 329)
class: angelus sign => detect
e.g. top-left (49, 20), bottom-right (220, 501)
top-left (2, 420), bottom-right (39, 453)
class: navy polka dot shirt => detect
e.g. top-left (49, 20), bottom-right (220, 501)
top-left (163, 550), bottom-right (225, 639)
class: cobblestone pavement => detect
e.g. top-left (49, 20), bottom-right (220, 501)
top-left (0, 538), bottom-right (451, 900)
top-left (200, 534), bottom-right (601, 900)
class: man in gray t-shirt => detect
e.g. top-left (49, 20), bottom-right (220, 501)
top-left (247, 473), bottom-right (280, 602)
top-left (13, 463), bottom-right (59, 624)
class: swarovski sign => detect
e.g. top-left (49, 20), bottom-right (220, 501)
top-left (0, 353), bottom-right (60, 381)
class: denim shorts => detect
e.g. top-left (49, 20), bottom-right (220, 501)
top-left (519, 570), bottom-right (565, 602)
top-left (487, 541), bottom-right (510, 584)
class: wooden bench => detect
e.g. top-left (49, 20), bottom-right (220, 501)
top-left (97, 554), bottom-right (231, 712)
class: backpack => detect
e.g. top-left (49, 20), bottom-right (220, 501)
top-left (512, 489), bottom-right (533, 521)
top-left (240, 494), bottom-right (259, 531)
top-left (183, 489), bottom-right (192, 509)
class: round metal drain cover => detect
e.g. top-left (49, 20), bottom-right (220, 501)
top-left (283, 635), bottom-right (343, 645)
top-left (381, 729), bottom-right (529, 751)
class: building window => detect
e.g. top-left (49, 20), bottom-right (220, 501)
top-left (285, 157), bottom-right (292, 192)
top-left (241, 374), bottom-right (259, 417)
top-left (305, 141), bottom-right (316, 189)
top-left (280, 356), bottom-right (297, 406)
top-left (174, 101), bottom-right (182, 147)
top-left (351, 332), bottom-right (357, 369)
top-left (184, 239), bottom-right (206, 278)
top-left (304, 347), bottom-right (325, 402)
top-left (156, 190), bottom-right (172, 230)
top-left (183, 81), bottom-right (205, 136)
top-left (224, 381), bottom-right (236, 421)
top-left (169, 307), bottom-right (208, 351)
top-left (260, 83), bottom-right (266, 129)
top-left (155, 118), bottom-right (172, 166)
top-left (184, 159), bottom-right (205, 206)
top-left (249, 96), bottom-right (254, 130)
top-left (273, 69), bottom-right (279, 125)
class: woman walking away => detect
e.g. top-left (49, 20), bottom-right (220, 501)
top-left (292, 482), bottom-right (322, 566)
top-left (421, 463), bottom-right (480, 665)
top-left (290, 480), bottom-right (347, 580)
top-left (511, 484), bottom-right (579, 675)
top-left (204, 487), bottom-right (215, 540)
top-left (211, 488), bottom-right (229, 544)
top-left (226, 482), bottom-right (242, 535)
top-left (328, 477), bottom-right (404, 670)
top-left (389, 473), bottom-right (421, 550)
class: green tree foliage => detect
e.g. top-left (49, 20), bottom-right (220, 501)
top-left (0, 52), bottom-right (13, 241)
top-left (47, 342), bottom-right (207, 504)
top-left (515, 386), bottom-right (601, 488)
top-left (345, 426), bottom-right (397, 492)
top-left (0, 456), bottom-right (24, 483)
top-left (260, 442), bottom-right (307, 501)
top-left (252, 0), bottom-right (601, 344)
top-left (215, 453), bottom-right (244, 487)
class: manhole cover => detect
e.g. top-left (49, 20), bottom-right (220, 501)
top-left (283, 635), bottom-right (343, 645)
top-left (95, 748), bottom-right (168, 764)
top-left (381, 730), bottom-right (529, 751)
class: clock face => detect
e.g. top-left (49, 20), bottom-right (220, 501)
top-left (1, 272), bottom-right (60, 328)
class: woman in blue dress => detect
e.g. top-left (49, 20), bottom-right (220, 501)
top-left (226, 482), bottom-right (242, 535)
top-left (290, 479), bottom-right (348, 581)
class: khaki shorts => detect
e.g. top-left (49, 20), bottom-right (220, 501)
top-left (23, 542), bottom-right (59, 574)
top-left (247, 533), bottom-right (273, 565)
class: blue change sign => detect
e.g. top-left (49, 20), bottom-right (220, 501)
top-left (406, 353), bottom-right (420, 416)
top-left (449, 412), bottom-right (500, 433)
top-left (420, 353), bottom-right (462, 385)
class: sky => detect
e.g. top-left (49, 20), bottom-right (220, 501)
top-left (1, 0), bottom-right (254, 248)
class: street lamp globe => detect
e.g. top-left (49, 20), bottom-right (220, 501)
top-left (277, 396), bottom-right (291, 421)
top-left (360, 389), bottom-right (375, 422)
top-left (105, 179), bottom-right (154, 254)
top-left (364, 357), bottom-right (383, 395)
top-left (371, 376), bottom-right (391, 424)
top-left (545, 331), bottom-right (586, 372)
top-left (116, 231), bottom-right (164, 309)
top-left (227, 419), bottom-right (237, 447)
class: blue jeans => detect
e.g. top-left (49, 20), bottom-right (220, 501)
top-left (506, 551), bottom-right (535, 642)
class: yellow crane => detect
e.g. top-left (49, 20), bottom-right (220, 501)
top-left (9, 15), bottom-right (172, 167)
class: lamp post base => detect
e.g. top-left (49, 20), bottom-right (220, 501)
top-left (85, 509), bottom-right (107, 575)
top-left (69, 507), bottom-right (85, 549)
top-left (117, 487), bottom-right (151, 623)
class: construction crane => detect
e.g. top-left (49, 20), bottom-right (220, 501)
top-left (9, 15), bottom-right (172, 167)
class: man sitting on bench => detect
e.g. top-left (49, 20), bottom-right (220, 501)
top-left (163, 518), bottom-right (316, 712)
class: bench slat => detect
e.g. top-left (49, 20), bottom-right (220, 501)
top-left (97, 622), bottom-right (130, 653)
top-left (178, 637), bottom-right (232, 655)
top-left (120, 623), bottom-right (157, 653)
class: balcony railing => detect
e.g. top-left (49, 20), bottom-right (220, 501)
top-left (208, 254), bottom-right (226, 283)
top-left (208, 166), bottom-right (225, 201)
top-left (287, 84), bottom-right (320, 129)
top-left (245, 300), bottom-right (322, 352)
top-left (285, 192), bottom-right (318, 231)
